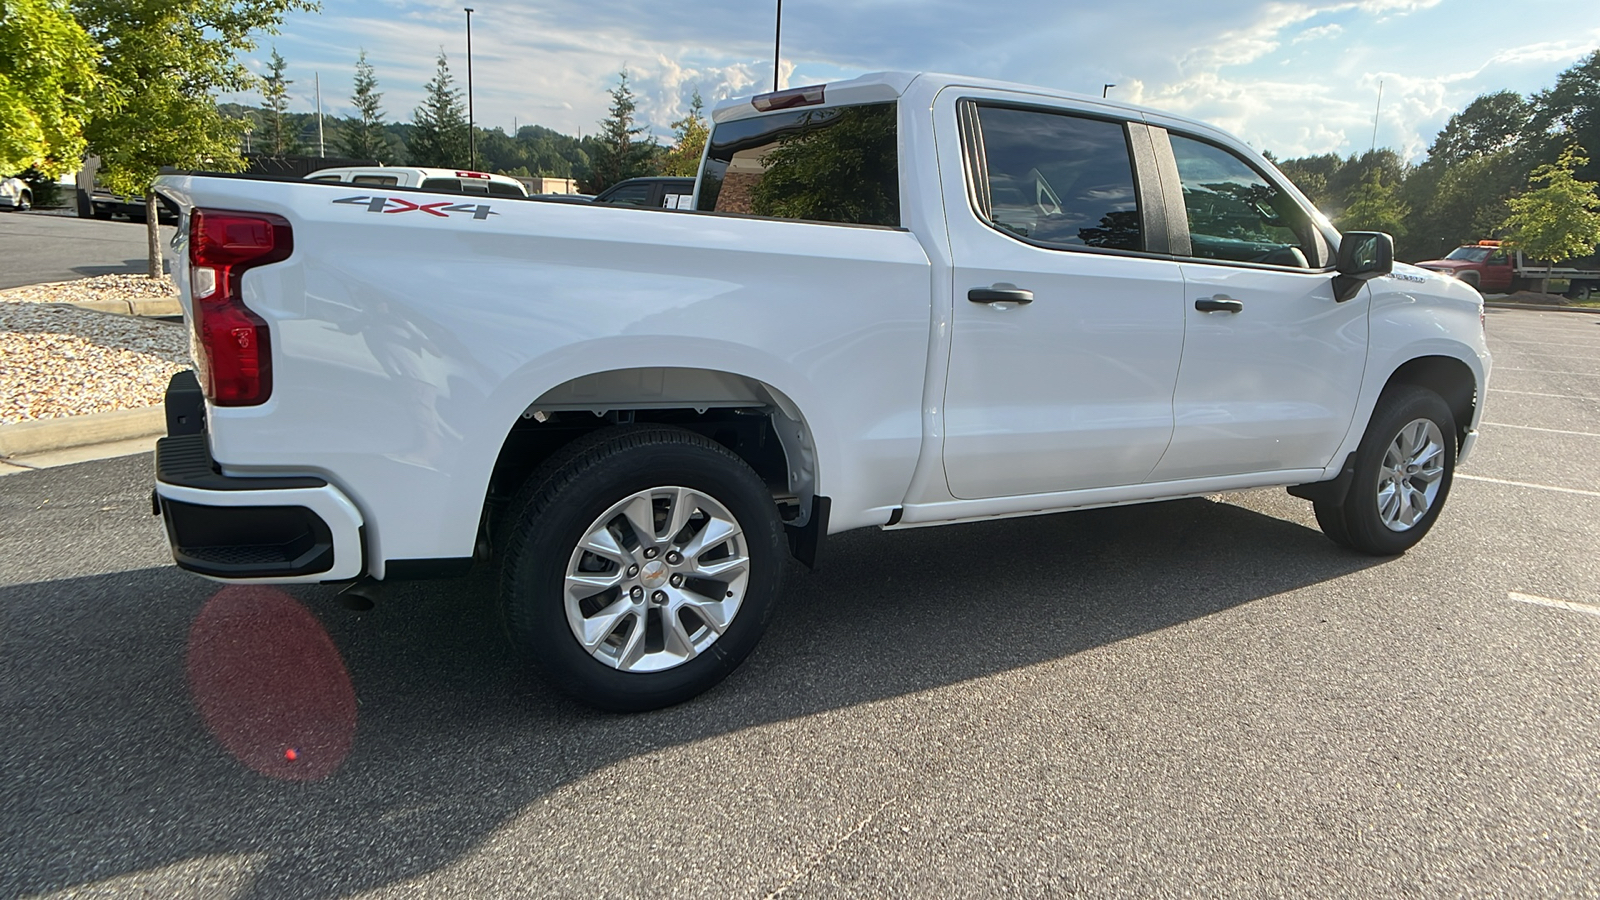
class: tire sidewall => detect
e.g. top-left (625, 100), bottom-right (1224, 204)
top-left (1344, 387), bottom-right (1457, 555)
top-left (504, 432), bottom-right (785, 711)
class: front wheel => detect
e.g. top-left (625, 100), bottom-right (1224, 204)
top-left (1314, 386), bottom-right (1457, 555)
top-left (499, 426), bottom-right (786, 711)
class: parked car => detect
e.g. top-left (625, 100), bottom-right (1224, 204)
top-left (305, 165), bottom-right (529, 198)
top-left (152, 71), bottom-right (1489, 712)
top-left (591, 176), bottom-right (696, 208)
top-left (0, 176), bottom-right (31, 211)
top-left (88, 188), bottom-right (180, 223)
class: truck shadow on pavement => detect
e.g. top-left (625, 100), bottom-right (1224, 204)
top-left (70, 257), bottom-right (170, 278)
top-left (0, 497), bottom-right (1383, 897)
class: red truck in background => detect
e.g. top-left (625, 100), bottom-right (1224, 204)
top-left (1416, 240), bottom-right (1600, 300)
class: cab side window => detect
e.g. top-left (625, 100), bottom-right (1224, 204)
top-left (1169, 134), bottom-right (1321, 268)
top-left (971, 106), bottom-right (1142, 252)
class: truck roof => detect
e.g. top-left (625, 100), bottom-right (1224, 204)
top-left (710, 71), bottom-right (1219, 137)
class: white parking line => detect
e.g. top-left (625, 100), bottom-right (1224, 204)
top-left (1457, 474), bottom-right (1600, 498)
top-left (1509, 591), bottom-right (1600, 619)
top-left (1483, 422), bottom-right (1600, 438)
top-left (1492, 339), bottom-right (1600, 350)
top-left (1497, 368), bottom-right (1600, 378)
top-left (1488, 352), bottom-right (1600, 363)
top-left (1489, 388), bottom-right (1599, 401)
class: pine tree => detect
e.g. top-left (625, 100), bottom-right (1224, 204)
top-left (261, 47), bottom-right (300, 156)
top-left (586, 70), bottom-right (656, 192)
top-left (409, 51), bottom-right (468, 168)
top-left (660, 89), bottom-right (708, 177)
top-left (336, 49), bottom-right (391, 162)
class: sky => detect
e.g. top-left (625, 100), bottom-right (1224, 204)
top-left (237, 0), bottom-right (1600, 162)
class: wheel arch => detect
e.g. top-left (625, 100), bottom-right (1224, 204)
top-left (482, 366), bottom-right (825, 549)
top-left (1379, 354), bottom-right (1479, 449)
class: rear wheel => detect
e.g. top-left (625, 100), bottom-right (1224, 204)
top-left (1314, 386), bottom-right (1456, 555)
top-left (499, 426), bottom-right (786, 711)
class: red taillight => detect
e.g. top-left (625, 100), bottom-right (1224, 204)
top-left (188, 209), bottom-right (292, 406)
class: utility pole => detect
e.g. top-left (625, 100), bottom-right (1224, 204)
top-left (1370, 79), bottom-right (1383, 153)
top-left (465, 7), bottom-right (476, 169)
top-left (315, 72), bottom-right (325, 157)
top-left (773, 0), bottom-right (782, 92)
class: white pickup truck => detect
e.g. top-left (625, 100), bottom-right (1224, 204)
top-left (153, 72), bottom-right (1490, 710)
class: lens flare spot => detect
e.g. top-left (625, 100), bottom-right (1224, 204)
top-left (186, 586), bottom-right (356, 781)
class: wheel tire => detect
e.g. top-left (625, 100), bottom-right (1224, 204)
top-left (15, 191), bottom-right (30, 212)
top-left (1459, 273), bottom-right (1481, 294)
top-left (1314, 386), bottom-right (1456, 555)
top-left (499, 425), bottom-right (786, 711)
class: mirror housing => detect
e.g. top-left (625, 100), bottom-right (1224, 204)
top-left (1332, 231), bottom-right (1394, 302)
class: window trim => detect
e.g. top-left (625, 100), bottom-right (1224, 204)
top-left (956, 98), bottom-right (1174, 261)
top-left (1158, 129), bottom-right (1338, 273)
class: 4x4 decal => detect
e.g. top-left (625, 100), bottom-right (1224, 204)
top-left (333, 195), bottom-right (498, 220)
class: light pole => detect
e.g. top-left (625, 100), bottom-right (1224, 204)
top-left (1102, 83), bottom-right (1115, 98)
top-left (773, 0), bottom-right (782, 92)
top-left (465, 7), bottom-right (476, 169)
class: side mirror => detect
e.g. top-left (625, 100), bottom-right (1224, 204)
top-left (1332, 231), bottom-right (1394, 302)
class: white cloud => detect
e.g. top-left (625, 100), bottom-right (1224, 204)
top-left (1292, 23), bottom-right (1344, 44)
top-left (235, 0), bottom-right (1599, 161)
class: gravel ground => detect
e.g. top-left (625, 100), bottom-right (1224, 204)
top-left (0, 273), bottom-right (177, 304)
top-left (0, 276), bottom-right (190, 424)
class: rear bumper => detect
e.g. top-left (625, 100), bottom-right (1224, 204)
top-left (153, 371), bottom-right (365, 583)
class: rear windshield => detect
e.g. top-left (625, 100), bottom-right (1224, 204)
top-left (696, 102), bottom-right (899, 227)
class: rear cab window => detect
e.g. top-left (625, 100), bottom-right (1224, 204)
top-left (697, 102), bottom-right (900, 227)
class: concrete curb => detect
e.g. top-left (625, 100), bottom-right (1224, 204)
top-left (67, 297), bottom-right (184, 317)
top-left (1484, 301), bottom-right (1600, 315)
top-left (0, 406), bottom-right (165, 458)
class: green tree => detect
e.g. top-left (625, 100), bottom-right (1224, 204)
top-left (1427, 90), bottom-right (1533, 167)
top-left (585, 70), bottom-right (656, 192)
top-left (76, 0), bottom-right (318, 277)
top-left (1338, 171), bottom-right (1408, 236)
top-left (260, 47), bottom-right (299, 155)
top-left (660, 89), bottom-right (707, 177)
top-left (409, 51), bottom-right (467, 168)
top-left (335, 49), bottom-right (390, 162)
top-left (1500, 145), bottom-right (1600, 292)
top-left (1529, 50), bottom-right (1600, 182)
top-left (0, 0), bottom-right (100, 177)
top-left (1399, 91), bottom-right (1537, 259)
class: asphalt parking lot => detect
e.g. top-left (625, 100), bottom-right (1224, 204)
top-left (0, 212), bottom-right (175, 289)
top-left (1, 307), bottom-right (1596, 898)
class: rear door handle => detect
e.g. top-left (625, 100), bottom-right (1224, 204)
top-left (969, 288), bottom-right (1034, 305)
top-left (1194, 295), bottom-right (1243, 313)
